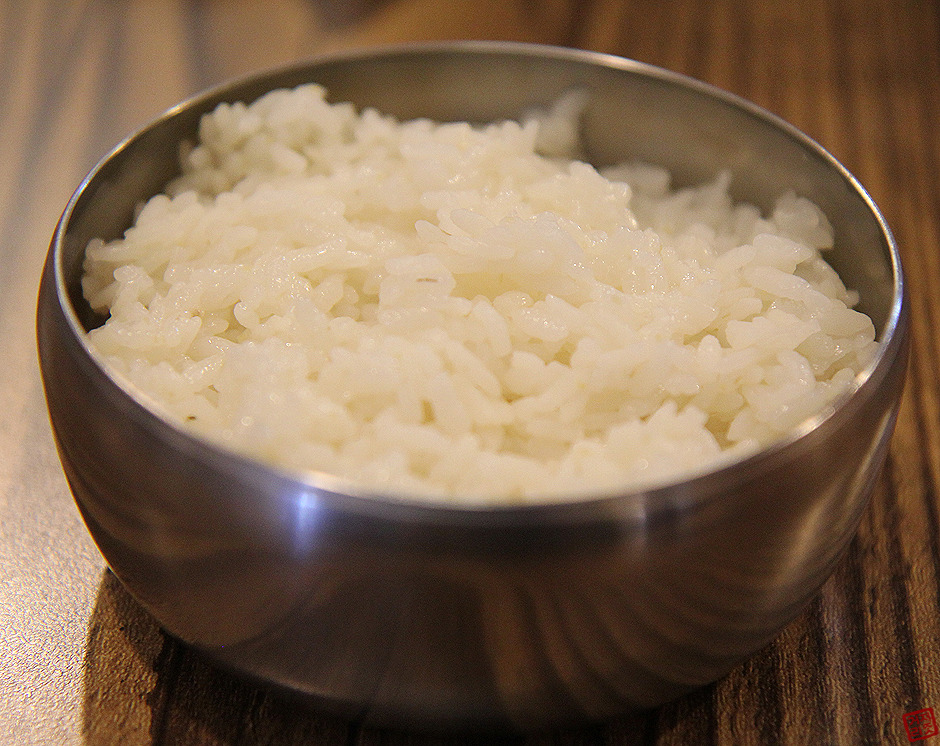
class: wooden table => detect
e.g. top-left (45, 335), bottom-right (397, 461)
top-left (2, 0), bottom-right (938, 743)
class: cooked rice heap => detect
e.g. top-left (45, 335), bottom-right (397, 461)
top-left (82, 84), bottom-right (879, 501)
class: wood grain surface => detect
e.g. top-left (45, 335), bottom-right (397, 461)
top-left (2, 0), bottom-right (939, 744)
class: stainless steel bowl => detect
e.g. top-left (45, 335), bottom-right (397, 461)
top-left (37, 41), bottom-right (909, 731)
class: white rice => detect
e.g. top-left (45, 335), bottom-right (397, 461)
top-left (82, 84), bottom-right (879, 502)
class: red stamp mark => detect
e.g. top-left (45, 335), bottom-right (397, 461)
top-left (904, 708), bottom-right (939, 742)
